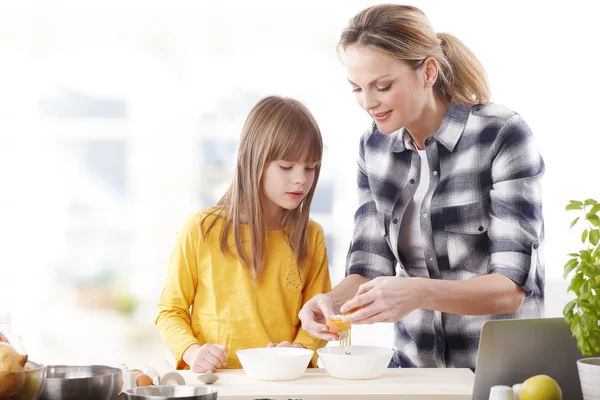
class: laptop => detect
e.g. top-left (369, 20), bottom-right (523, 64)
top-left (472, 317), bottom-right (583, 400)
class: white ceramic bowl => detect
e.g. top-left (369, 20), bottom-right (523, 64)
top-left (317, 345), bottom-right (394, 380)
top-left (236, 347), bottom-right (314, 381)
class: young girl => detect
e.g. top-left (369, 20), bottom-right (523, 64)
top-left (156, 96), bottom-right (331, 372)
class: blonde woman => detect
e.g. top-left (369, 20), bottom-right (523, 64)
top-left (299, 4), bottom-right (544, 370)
top-left (156, 96), bottom-right (331, 371)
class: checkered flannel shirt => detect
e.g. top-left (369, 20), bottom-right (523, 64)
top-left (346, 99), bottom-right (545, 369)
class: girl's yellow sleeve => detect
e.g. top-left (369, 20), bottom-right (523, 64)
top-left (155, 213), bottom-right (204, 369)
top-left (293, 223), bottom-right (332, 366)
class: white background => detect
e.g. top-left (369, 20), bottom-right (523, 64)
top-left (0, 0), bottom-right (598, 366)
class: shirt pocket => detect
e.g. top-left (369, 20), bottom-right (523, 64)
top-left (284, 257), bottom-right (303, 294)
top-left (442, 201), bottom-right (490, 272)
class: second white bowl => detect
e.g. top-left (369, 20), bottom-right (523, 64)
top-left (317, 345), bottom-right (394, 380)
top-left (236, 347), bottom-right (314, 381)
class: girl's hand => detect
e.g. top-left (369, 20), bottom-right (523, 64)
top-left (340, 277), bottom-right (424, 324)
top-left (298, 293), bottom-right (339, 341)
top-left (183, 343), bottom-right (228, 373)
top-left (266, 341), bottom-right (306, 348)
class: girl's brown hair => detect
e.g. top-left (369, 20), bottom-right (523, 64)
top-left (338, 4), bottom-right (490, 105)
top-left (205, 96), bottom-right (323, 280)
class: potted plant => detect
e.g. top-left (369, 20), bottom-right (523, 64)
top-left (564, 199), bottom-right (600, 398)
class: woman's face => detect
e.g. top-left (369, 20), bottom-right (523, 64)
top-left (345, 44), bottom-right (427, 134)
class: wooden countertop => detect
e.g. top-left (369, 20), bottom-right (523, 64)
top-left (178, 368), bottom-right (474, 400)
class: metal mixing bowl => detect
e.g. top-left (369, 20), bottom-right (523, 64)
top-left (124, 385), bottom-right (218, 400)
top-left (39, 365), bottom-right (122, 400)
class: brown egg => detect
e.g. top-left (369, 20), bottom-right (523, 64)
top-left (135, 373), bottom-right (154, 387)
top-left (130, 369), bottom-right (143, 376)
top-left (325, 318), bottom-right (338, 334)
top-left (326, 317), bottom-right (350, 334)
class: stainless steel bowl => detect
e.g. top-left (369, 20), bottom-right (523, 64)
top-left (39, 365), bottom-right (122, 400)
top-left (124, 385), bottom-right (218, 400)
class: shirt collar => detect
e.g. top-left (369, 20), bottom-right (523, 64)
top-left (432, 99), bottom-right (471, 152)
top-left (383, 99), bottom-right (471, 153)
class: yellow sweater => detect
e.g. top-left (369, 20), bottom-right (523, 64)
top-left (155, 209), bottom-right (331, 369)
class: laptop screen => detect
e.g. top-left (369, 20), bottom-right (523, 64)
top-left (471, 317), bottom-right (583, 400)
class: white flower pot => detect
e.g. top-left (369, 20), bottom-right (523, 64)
top-left (577, 357), bottom-right (600, 400)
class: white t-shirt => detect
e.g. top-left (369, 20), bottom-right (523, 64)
top-left (398, 149), bottom-right (429, 276)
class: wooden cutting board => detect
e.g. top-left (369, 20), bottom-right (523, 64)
top-left (178, 368), bottom-right (474, 399)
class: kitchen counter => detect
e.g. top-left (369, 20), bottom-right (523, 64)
top-left (178, 368), bottom-right (474, 400)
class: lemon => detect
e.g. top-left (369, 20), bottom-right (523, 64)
top-left (519, 374), bottom-right (562, 400)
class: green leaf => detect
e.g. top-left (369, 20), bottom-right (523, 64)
top-left (568, 253), bottom-right (580, 257)
top-left (587, 214), bottom-right (600, 223)
top-left (588, 214), bottom-right (600, 227)
top-left (580, 249), bottom-right (592, 262)
top-left (590, 229), bottom-right (600, 246)
top-left (570, 217), bottom-right (580, 229)
top-left (567, 203), bottom-right (584, 211)
top-left (568, 272), bottom-right (585, 295)
top-left (564, 258), bottom-right (579, 279)
top-left (582, 229), bottom-right (589, 243)
top-left (580, 290), bottom-right (590, 302)
top-left (563, 299), bottom-right (577, 317)
top-left (585, 199), bottom-right (598, 206)
top-left (590, 204), bottom-right (600, 215)
top-left (571, 314), bottom-right (581, 333)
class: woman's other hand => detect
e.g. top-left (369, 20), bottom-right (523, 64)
top-left (340, 276), bottom-right (424, 324)
top-left (298, 293), bottom-right (339, 341)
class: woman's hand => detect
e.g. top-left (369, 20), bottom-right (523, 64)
top-left (340, 277), bottom-right (424, 324)
top-left (183, 343), bottom-right (228, 373)
top-left (266, 341), bottom-right (306, 348)
top-left (298, 293), bottom-right (339, 341)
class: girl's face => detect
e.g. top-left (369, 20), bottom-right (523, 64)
top-left (261, 160), bottom-right (317, 219)
top-left (345, 44), bottom-right (427, 134)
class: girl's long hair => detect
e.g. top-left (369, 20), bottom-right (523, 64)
top-left (204, 96), bottom-right (323, 280)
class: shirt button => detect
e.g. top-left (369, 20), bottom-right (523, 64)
top-left (478, 226), bottom-right (484, 232)
top-left (428, 257), bottom-right (433, 262)
top-left (393, 218), bottom-right (399, 224)
top-left (533, 243), bottom-right (539, 249)
top-left (409, 178), bottom-right (416, 184)
top-left (432, 171), bottom-right (438, 176)
top-left (422, 213), bottom-right (428, 218)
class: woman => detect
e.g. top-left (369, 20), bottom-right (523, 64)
top-left (298, 4), bottom-right (544, 370)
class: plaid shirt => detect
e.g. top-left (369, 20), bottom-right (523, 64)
top-left (346, 99), bottom-right (545, 369)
